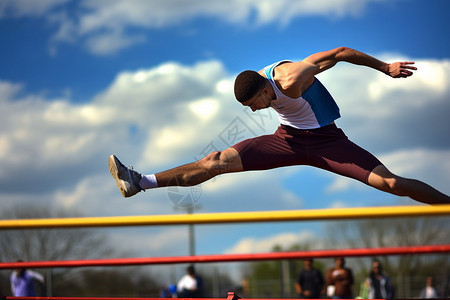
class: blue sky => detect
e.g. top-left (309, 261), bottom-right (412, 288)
top-left (1, 0), bottom-right (449, 282)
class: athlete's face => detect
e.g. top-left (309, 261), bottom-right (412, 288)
top-left (241, 87), bottom-right (274, 112)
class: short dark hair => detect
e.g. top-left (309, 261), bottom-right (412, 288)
top-left (370, 259), bottom-right (383, 278)
top-left (187, 265), bottom-right (195, 274)
top-left (234, 70), bottom-right (267, 103)
top-left (371, 259), bottom-right (383, 272)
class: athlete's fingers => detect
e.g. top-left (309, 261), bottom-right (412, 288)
top-left (400, 61), bottom-right (417, 70)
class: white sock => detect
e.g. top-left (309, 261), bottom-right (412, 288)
top-left (139, 174), bottom-right (158, 189)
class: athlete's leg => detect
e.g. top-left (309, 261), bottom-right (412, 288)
top-left (109, 148), bottom-right (243, 197)
top-left (303, 124), bottom-right (450, 205)
top-left (368, 165), bottom-right (450, 205)
top-left (110, 126), bottom-right (298, 197)
top-left (155, 147), bottom-right (243, 187)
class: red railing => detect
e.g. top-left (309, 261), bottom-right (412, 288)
top-left (1, 244), bottom-right (449, 270)
top-left (1, 291), bottom-right (427, 300)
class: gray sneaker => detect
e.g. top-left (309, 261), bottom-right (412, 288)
top-left (108, 155), bottom-right (143, 197)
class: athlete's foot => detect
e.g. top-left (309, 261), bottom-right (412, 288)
top-left (108, 155), bottom-right (144, 197)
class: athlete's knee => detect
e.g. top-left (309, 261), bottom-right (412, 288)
top-left (383, 177), bottom-right (400, 193)
top-left (201, 151), bottom-right (228, 176)
top-left (382, 176), bottom-right (410, 196)
top-left (202, 149), bottom-right (242, 176)
top-left (369, 166), bottom-right (408, 196)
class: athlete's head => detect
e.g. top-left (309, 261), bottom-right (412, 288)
top-left (234, 70), bottom-right (267, 103)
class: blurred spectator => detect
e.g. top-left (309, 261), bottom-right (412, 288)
top-left (295, 258), bottom-right (324, 298)
top-left (361, 259), bottom-right (394, 299)
top-left (160, 284), bottom-right (177, 298)
top-left (233, 278), bottom-right (250, 298)
top-left (323, 257), bottom-right (354, 299)
top-left (419, 276), bottom-right (440, 298)
top-left (177, 265), bottom-right (203, 297)
top-left (10, 260), bottom-right (45, 297)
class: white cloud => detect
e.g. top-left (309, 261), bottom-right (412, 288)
top-left (0, 80), bottom-right (23, 99)
top-left (2, 0), bottom-right (393, 55)
top-left (0, 94), bottom-right (115, 178)
top-left (0, 0), bottom-right (69, 18)
top-left (84, 29), bottom-right (147, 55)
top-left (72, 0), bottom-right (388, 31)
top-left (328, 200), bottom-right (348, 209)
top-left (189, 98), bottom-right (220, 121)
top-left (279, 190), bottom-right (303, 207)
top-left (367, 60), bottom-right (449, 102)
top-left (260, 0), bottom-right (381, 25)
top-left (109, 227), bottom-right (188, 255)
top-left (72, 0), bottom-right (390, 54)
top-left (224, 230), bottom-right (316, 254)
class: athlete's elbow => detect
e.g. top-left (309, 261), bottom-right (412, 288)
top-left (334, 47), bottom-right (357, 62)
top-left (334, 47), bottom-right (351, 57)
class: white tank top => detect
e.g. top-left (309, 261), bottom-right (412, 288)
top-left (264, 60), bottom-right (341, 129)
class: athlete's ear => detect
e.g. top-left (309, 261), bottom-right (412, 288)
top-left (262, 82), bottom-right (270, 94)
top-left (262, 82), bottom-right (273, 98)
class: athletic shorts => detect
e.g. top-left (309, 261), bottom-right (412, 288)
top-left (231, 123), bottom-right (382, 185)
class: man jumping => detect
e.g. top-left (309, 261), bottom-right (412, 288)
top-left (109, 47), bottom-right (450, 205)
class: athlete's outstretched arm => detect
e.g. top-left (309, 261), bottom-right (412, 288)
top-left (303, 47), bottom-right (417, 78)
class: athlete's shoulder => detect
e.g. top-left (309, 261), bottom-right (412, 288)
top-left (289, 60), bottom-right (320, 75)
top-left (258, 60), bottom-right (291, 79)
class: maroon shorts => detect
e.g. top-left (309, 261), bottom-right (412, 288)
top-left (231, 123), bottom-right (382, 185)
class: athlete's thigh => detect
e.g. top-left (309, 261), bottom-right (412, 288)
top-left (314, 137), bottom-right (382, 184)
top-left (231, 133), bottom-right (307, 171)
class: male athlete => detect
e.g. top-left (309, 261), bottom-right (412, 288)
top-left (109, 47), bottom-right (450, 205)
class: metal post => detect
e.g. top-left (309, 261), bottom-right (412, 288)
top-left (187, 207), bottom-right (195, 256)
top-left (45, 268), bottom-right (52, 297)
top-left (280, 260), bottom-right (290, 298)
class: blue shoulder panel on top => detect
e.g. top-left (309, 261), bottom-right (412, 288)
top-left (302, 78), bottom-right (341, 126)
top-left (264, 64), bottom-right (274, 80)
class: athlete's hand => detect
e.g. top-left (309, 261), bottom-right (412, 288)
top-left (387, 61), bottom-right (416, 78)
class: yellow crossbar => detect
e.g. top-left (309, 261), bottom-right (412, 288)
top-left (1, 205), bottom-right (449, 229)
